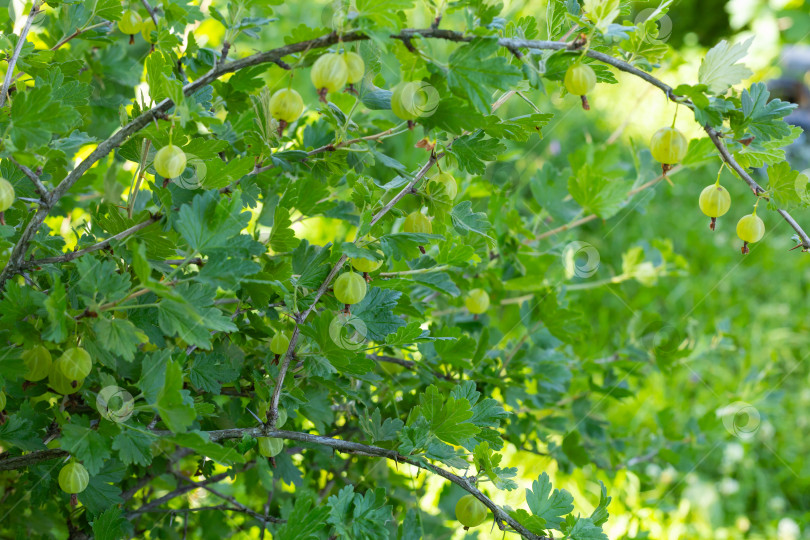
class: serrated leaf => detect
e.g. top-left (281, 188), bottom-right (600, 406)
top-left (526, 473), bottom-right (574, 530)
top-left (447, 38), bottom-right (523, 113)
top-left (698, 38), bottom-right (753, 94)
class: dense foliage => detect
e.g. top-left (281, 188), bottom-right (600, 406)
top-left (0, 0), bottom-right (808, 539)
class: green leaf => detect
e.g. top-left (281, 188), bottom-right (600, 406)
top-left (43, 276), bottom-right (69, 343)
top-left (358, 408), bottom-right (404, 442)
top-left (567, 168), bottom-right (630, 219)
top-left (0, 416), bottom-right (45, 451)
top-left (92, 507), bottom-right (128, 540)
top-left (61, 421), bottom-right (112, 475)
top-left (269, 205), bottom-right (300, 252)
top-left (351, 287), bottom-right (406, 341)
top-left (766, 161), bottom-right (807, 210)
top-left (274, 492), bottom-right (330, 540)
top-left (733, 82), bottom-right (797, 141)
top-left (447, 38), bottom-right (523, 114)
top-left (93, 318), bottom-right (145, 362)
top-left (379, 232), bottom-right (443, 261)
top-left (174, 191), bottom-right (251, 254)
top-left (9, 85), bottom-right (81, 148)
top-left (473, 441), bottom-right (519, 490)
top-left (450, 201), bottom-right (493, 239)
top-left (155, 359), bottom-right (196, 433)
top-left (567, 517), bottom-right (609, 540)
top-left (698, 38), bottom-right (753, 94)
top-left (583, 0), bottom-right (621, 33)
top-left (418, 385), bottom-right (480, 445)
top-left (188, 353), bottom-right (240, 393)
top-left (448, 131), bottom-right (505, 175)
top-left (112, 429), bottom-right (154, 467)
top-left (509, 509), bottom-right (548, 535)
top-left (525, 472), bottom-right (574, 530)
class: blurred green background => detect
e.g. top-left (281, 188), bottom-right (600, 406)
top-left (247, 0), bottom-right (810, 538)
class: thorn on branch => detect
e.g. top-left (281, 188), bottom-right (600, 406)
top-left (273, 59), bottom-right (292, 70)
top-left (567, 33), bottom-right (588, 50)
top-left (507, 46), bottom-right (523, 59)
top-left (431, 15), bottom-right (442, 29)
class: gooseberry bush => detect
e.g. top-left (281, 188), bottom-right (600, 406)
top-left (0, 0), bottom-right (807, 539)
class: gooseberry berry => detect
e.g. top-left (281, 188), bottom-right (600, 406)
top-left (564, 63), bottom-right (596, 96)
top-left (118, 10), bottom-right (142, 35)
top-left (427, 172), bottom-right (458, 201)
top-left (351, 257), bottom-right (382, 273)
top-left (311, 53), bottom-right (348, 100)
top-left (154, 144), bottom-right (187, 179)
top-left (140, 18), bottom-right (157, 43)
top-left (344, 51), bottom-right (365, 85)
top-left (699, 183), bottom-right (731, 230)
top-left (23, 345), bottom-right (52, 382)
top-left (270, 332), bottom-right (290, 356)
top-left (737, 209), bottom-right (765, 254)
top-left (334, 271), bottom-right (367, 306)
top-left (57, 347), bottom-right (92, 381)
top-left (455, 494), bottom-right (487, 528)
top-left (403, 211), bottom-right (432, 234)
top-left (650, 127), bottom-right (688, 166)
top-left (58, 461), bottom-right (90, 494)
top-left (0, 178), bottom-right (14, 212)
top-left (49, 361), bottom-right (83, 394)
top-left (465, 288), bottom-right (490, 314)
top-left (391, 82), bottom-right (437, 121)
top-left (269, 88), bottom-right (304, 125)
top-left (564, 63), bottom-right (596, 110)
top-left (258, 437), bottom-right (284, 457)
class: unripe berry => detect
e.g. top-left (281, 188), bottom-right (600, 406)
top-left (564, 64), bottom-right (596, 96)
top-left (465, 288), bottom-right (490, 314)
top-left (141, 18), bottom-right (157, 43)
top-left (118, 10), bottom-right (143, 35)
top-left (154, 145), bottom-right (187, 178)
top-left (258, 437), bottom-right (284, 457)
top-left (455, 494), bottom-right (487, 528)
top-left (57, 347), bottom-right (92, 381)
top-left (737, 211), bottom-right (765, 254)
top-left (269, 88), bottom-right (304, 123)
top-left (334, 272), bottom-right (367, 305)
top-left (344, 51), bottom-right (365, 84)
top-left (311, 53), bottom-right (348, 96)
top-left (23, 345), bottom-right (52, 382)
top-left (650, 127), bottom-right (688, 165)
top-left (0, 178), bottom-right (15, 212)
top-left (699, 183), bottom-right (731, 230)
top-left (58, 461), bottom-right (90, 494)
top-left (403, 212), bottom-right (432, 234)
top-left (270, 332), bottom-right (290, 355)
top-left (427, 172), bottom-right (458, 201)
top-left (351, 257), bottom-right (382, 273)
